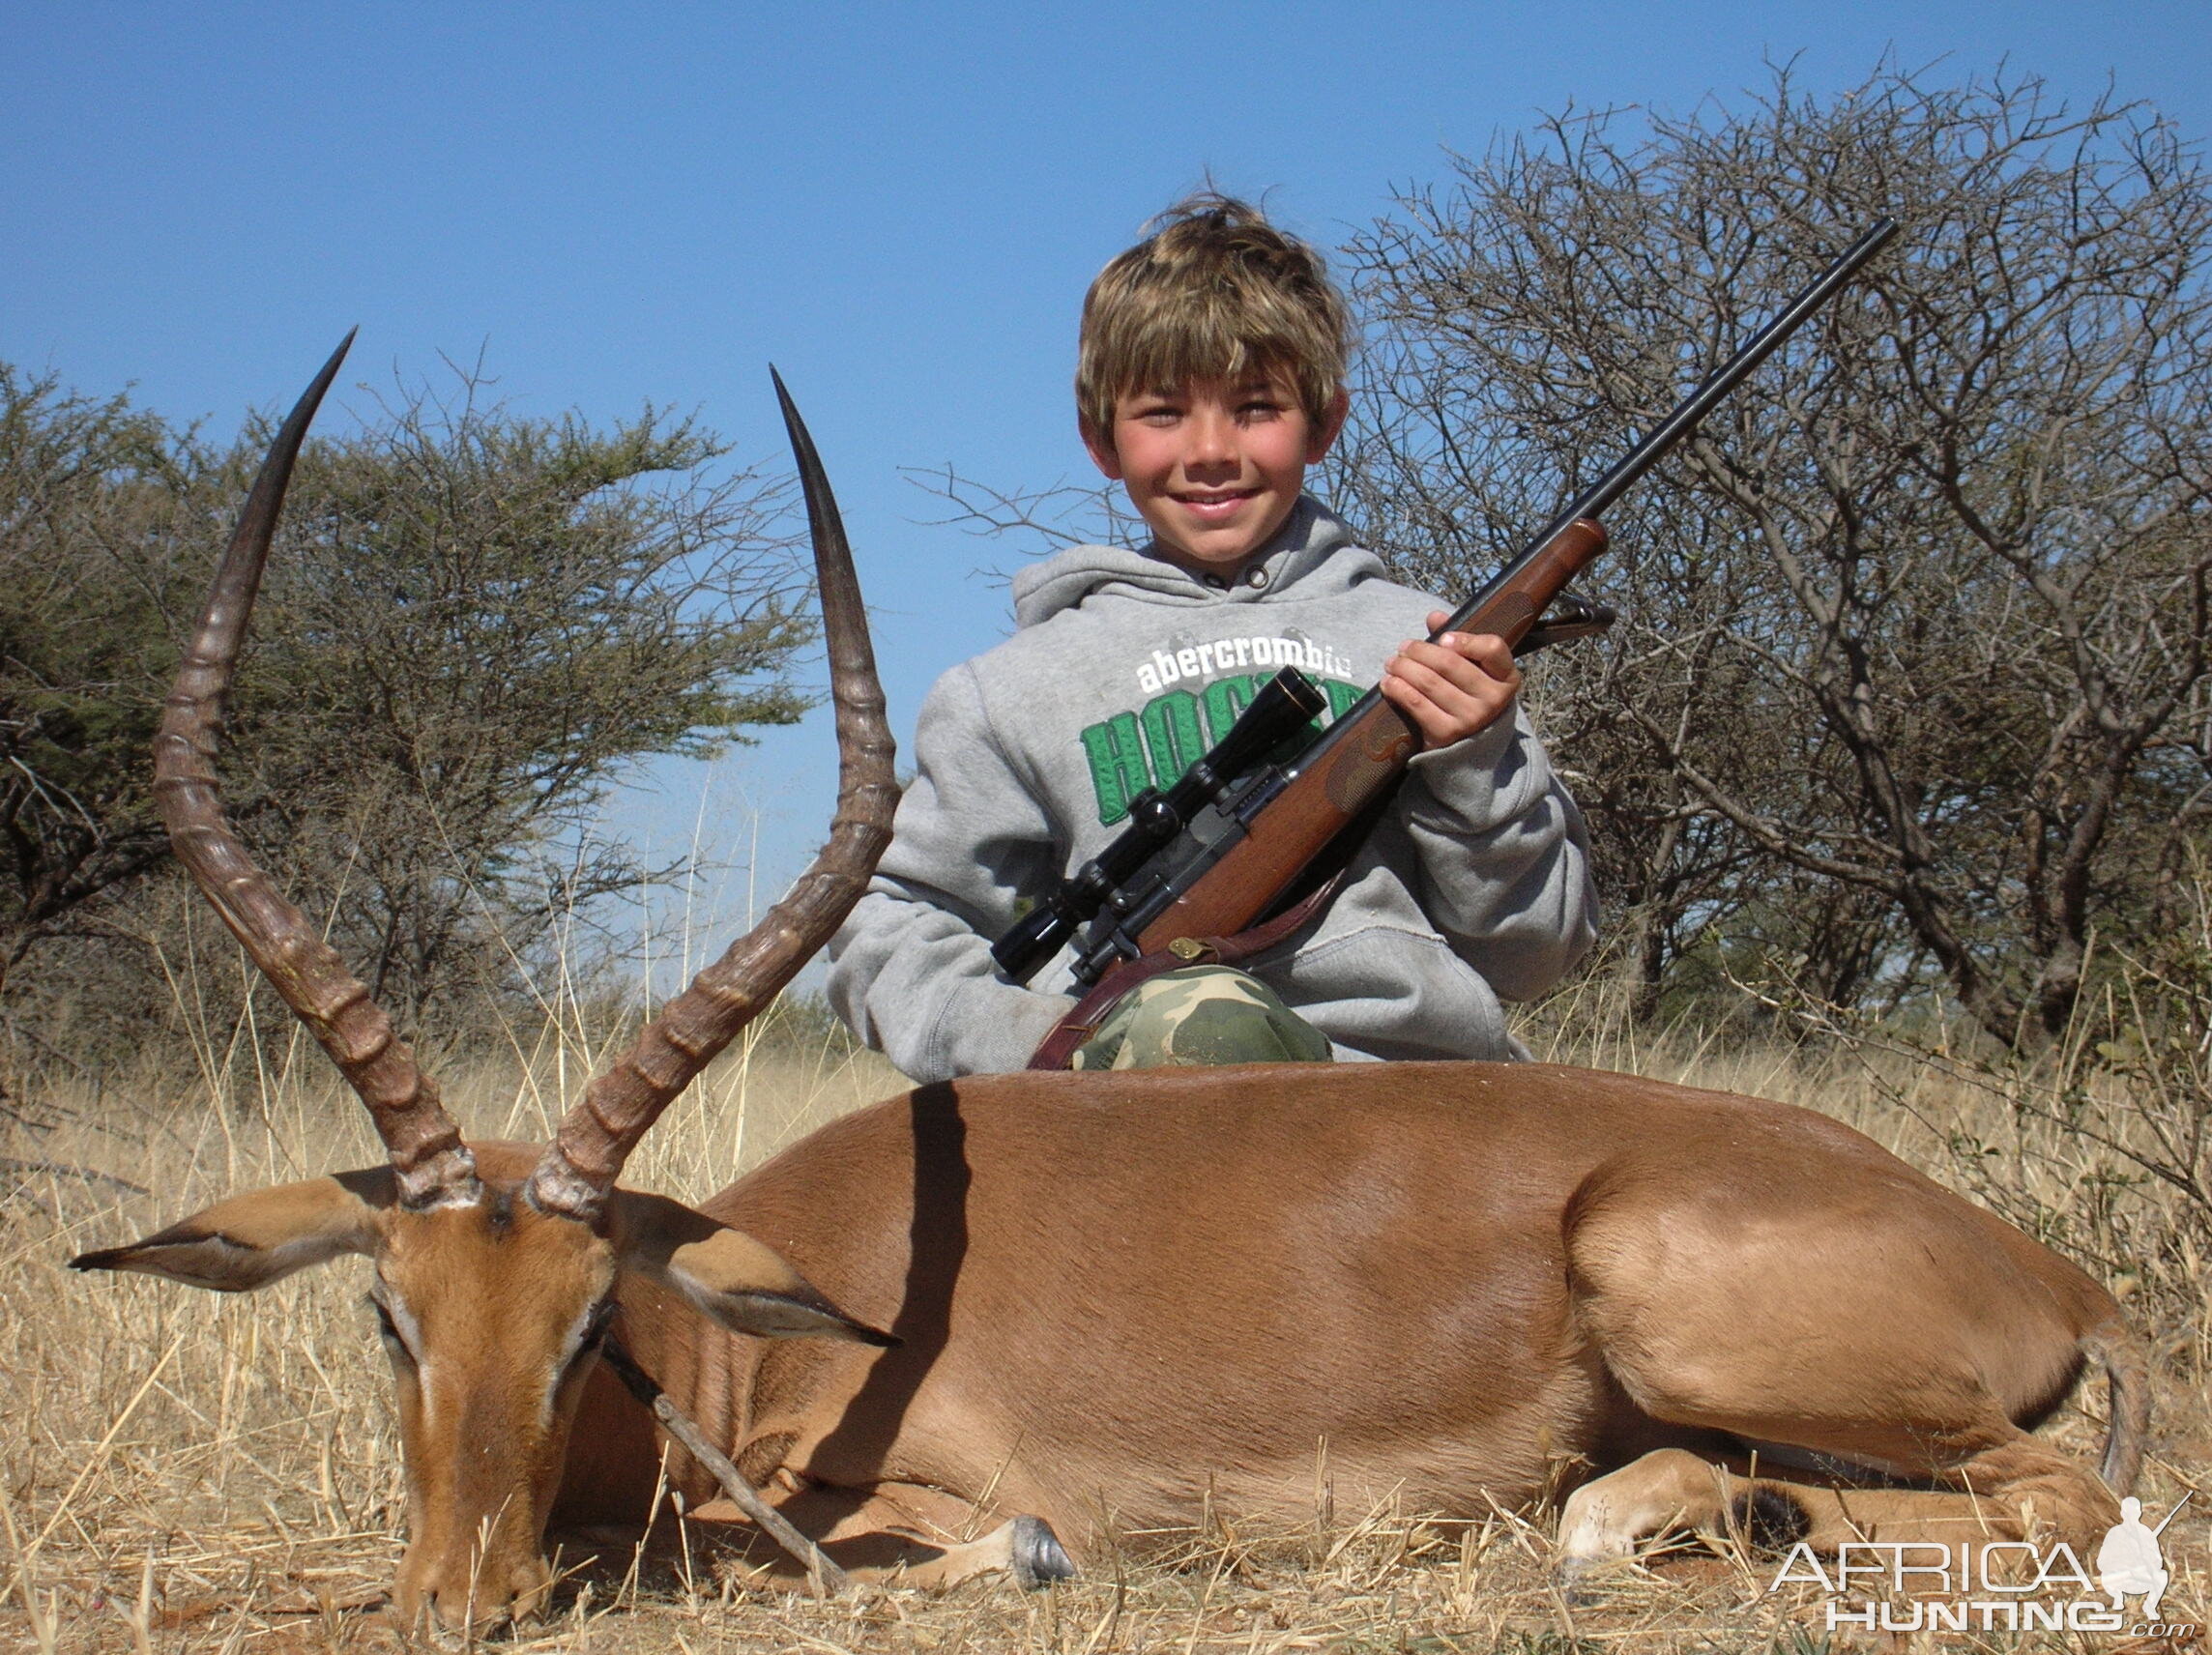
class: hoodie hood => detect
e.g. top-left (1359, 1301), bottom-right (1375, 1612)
top-left (1011, 496), bottom-right (1387, 629)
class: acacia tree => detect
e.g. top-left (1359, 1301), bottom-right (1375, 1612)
top-left (0, 368), bottom-right (204, 1005)
top-left (1336, 66), bottom-right (2212, 1046)
top-left (0, 363), bottom-right (811, 1052)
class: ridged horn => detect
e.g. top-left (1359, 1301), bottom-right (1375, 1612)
top-left (527, 371), bottom-right (898, 1222)
top-left (154, 334), bottom-right (480, 1211)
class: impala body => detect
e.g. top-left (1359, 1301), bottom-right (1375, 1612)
top-left (75, 343), bottom-right (2144, 1632)
top-left (587, 1064), bottom-right (2139, 1560)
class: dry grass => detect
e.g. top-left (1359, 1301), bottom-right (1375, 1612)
top-left (1, 987), bottom-right (2204, 1653)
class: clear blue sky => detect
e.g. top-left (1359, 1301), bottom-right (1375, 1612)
top-left (6, 2), bottom-right (2205, 974)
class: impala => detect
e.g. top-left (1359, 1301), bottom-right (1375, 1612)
top-left (76, 341), bottom-right (2147, 1633)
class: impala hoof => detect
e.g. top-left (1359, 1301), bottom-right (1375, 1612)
top-left (1008, 1516), bottom-right (1076, 1589)
top-left (1553, 1555), bottom-right (1614, 1608)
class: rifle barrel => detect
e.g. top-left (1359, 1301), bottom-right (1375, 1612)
top-left (1285, 218), bottom-right (1899, 784)
top-left (1439, 216), bottom-right (1899, 637)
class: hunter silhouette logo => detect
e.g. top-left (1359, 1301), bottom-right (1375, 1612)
top-left (2098, 1494), bottom-right (2188, 1618)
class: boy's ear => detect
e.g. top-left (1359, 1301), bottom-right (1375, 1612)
top-left (1080, 416), bottom-right (1124, 481)
top-left (1307, 388), bottom-right (1351, 463)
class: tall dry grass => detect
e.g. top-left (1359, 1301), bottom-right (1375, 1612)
top-left (0, 966), bottom-right (2203, 1651)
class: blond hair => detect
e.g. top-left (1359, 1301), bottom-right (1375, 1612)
top-left (1076, 194), bottom-right (1352, 442)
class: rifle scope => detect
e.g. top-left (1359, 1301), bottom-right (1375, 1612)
top-left (991, 667), bottom-right (1326, 983)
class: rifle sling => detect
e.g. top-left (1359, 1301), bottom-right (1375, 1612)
top-left (1025, 868), bottom-right (1347, 1071)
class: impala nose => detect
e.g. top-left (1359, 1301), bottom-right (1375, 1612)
top-left (398, 1550), bottom-right (553, 1635)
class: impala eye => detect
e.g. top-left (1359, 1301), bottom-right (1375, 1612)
top-left (366, 1292), bottom-right (416, 1365)
top-left (553, 1300), bottom-right (617, 1392)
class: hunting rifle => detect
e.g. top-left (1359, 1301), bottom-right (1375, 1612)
top-left (994, 218), bottom-right (1900, 990)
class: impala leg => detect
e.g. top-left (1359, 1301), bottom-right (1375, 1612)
top-left (1555, 1447), bottom-right (1953, 1588)
top-left (839, 1513), bottom-right (1073, 1591)
top-left (1575, 1340), bottom-right (2122, 1560)
top-left (692, 1482), bottom-right (1076, 1592)
top-left (1555, 1448), bottom-right (1745, 1591)
top-left (1562, 1184), bottom-right (2121, 1584)
top-left (1911, 1430), bottom-right (2123, 1544)
top-left (1556, 1430), bottom-right (2122, 1598)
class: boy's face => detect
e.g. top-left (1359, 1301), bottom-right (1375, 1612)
top-left (1083, 370), bottom-right (1348, 576)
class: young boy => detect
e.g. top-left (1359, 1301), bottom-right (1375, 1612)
top-left (827, 196), bottom-right (1596, 1080)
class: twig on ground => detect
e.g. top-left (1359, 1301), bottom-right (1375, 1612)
top-left (597, 1336), bottom-right (851, 1598)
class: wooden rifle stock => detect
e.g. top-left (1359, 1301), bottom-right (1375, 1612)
top-left (1133, 517), bottom-right (1608, 951)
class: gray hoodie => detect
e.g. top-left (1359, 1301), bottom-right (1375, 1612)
top-left (827, 497), bottom-right (1596, 1081)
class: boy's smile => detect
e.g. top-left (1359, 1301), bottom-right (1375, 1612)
top-left (1084, 372), bottom-right (1349, 577)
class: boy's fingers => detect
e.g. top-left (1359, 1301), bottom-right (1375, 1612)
top-left (1389, 648), bottom-right (1484, 707)
top-left (1378, 670), bottom-right (1455, 746)
top-left (1456, 633), bottom-right (1517, 678)
top-left (1385, 620), bottom-right (1524, 750)
top-left (1396, 637), bottom-right (1520, 697)
top-left (1419, 620), bottom-right (1518, 680)
top-left (1383, 652), bottom-right (1512, 747)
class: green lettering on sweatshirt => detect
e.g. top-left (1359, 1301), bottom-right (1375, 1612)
top-left (1081, 676), bottom-right (1363, 827)
top-left (1141, 690), bottom-right (1207, 789)
top-left (1079, 711), bottom-right (1150, 827)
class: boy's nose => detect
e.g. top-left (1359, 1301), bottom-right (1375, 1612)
top-left (1184, 411), bottom-right (1237, 466)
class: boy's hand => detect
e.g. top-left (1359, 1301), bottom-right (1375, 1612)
top-left (1380, 612), bottom-right (1520, 750)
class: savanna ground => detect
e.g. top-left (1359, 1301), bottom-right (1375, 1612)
top-left (1, 973), bottom-right (2204, 1655)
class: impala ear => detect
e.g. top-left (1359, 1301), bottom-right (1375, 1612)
top-left (71, 1168), bottom-right (396, 1292)
top-left (613, 1192), bottom-right (895, 1347)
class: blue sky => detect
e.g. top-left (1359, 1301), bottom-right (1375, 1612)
top-left (6, 2), bottom-right (2206, 973)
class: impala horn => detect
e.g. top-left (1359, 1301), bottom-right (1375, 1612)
top-left (526, 371), bottom-right (897, 1223)
top-left (155, 333), bottom-right (481, 1210)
